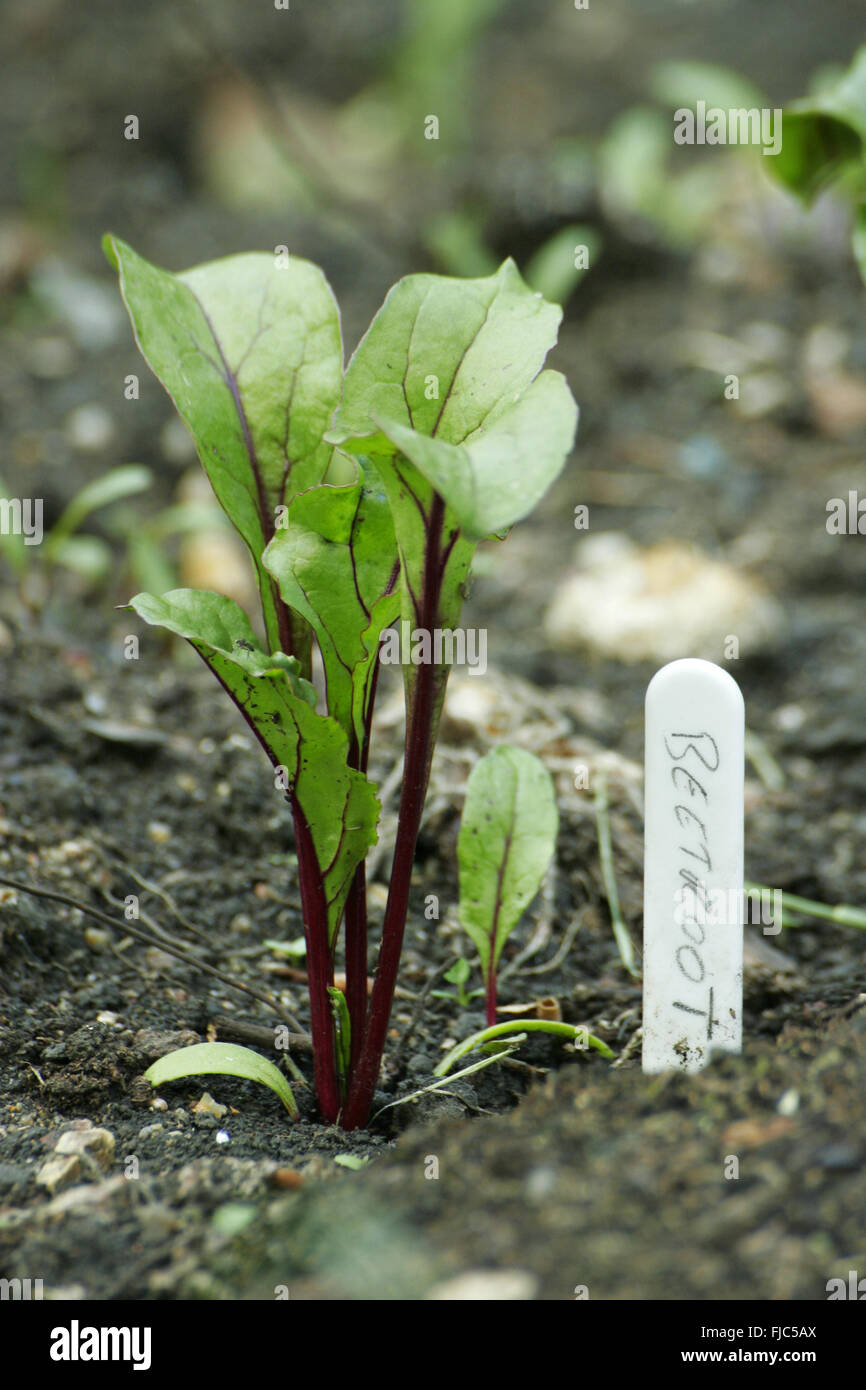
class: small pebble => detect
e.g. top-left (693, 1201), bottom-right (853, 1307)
top-left (524, 1165), bottom-right (558, 1201)
top-left (65, 403), bottom-right (115, 453)
top-left (27, 336), bottom-right (76, 379)
top-left (271, 1168), bottom-right (305, 1190)
top-left (54, 1127), bottom-right (115, 1170)
top-left (427, 1270), bottom-right (538, 1301)
top-left (138, 1123), bottom-right (165, 1141)
top-left (777, 1088), bottom-right (800, 1117)
top-left (36, 1154), bottom-right (82, 1194)
top-left (815, 1143), bottom-right (860, 1171)
top-left (192, 1091), bottom-right (227, 1120)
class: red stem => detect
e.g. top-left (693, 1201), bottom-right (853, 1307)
top-left (344, 862), bottom-right (368, 1070)
top-left (341, 498), bottom-right (447, 1130)
top-left (292, 800), bottom-right (340, 1123)
top-left (485, 973), bottom-right (498, 1027)
top-left (342, 653), bottom-right (381, 1070)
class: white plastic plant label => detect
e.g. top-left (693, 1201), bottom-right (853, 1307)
top-left (642, 658), bottom-right (744, 1073)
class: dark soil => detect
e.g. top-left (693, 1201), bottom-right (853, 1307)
top-left (1, 0), bottom-right (865, 1301)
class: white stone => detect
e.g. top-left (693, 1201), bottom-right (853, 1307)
top-left (544, 534), bottom-right (783, 663)
top-left (642, 659), bottom-right (744, 1073)
top-left (426, 1270), bottom-right (538, 1301)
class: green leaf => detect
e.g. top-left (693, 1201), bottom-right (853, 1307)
top-left (458, 747), bottom-right (558, 983)
top-left (127, 588), bottom-right (380, 943)
top-left (854, 201), bottom-right (866, 284)
top-left (326, 260), bottom-right (576, 745)
top-left (327, 258), bottom-right (564, 457)
top-left (264, 936), bottom-right (307, 958)
top-left (328, 985), bottom-right (352, 1092)
top-left (263, 460), bottom-right (400, 752)
top-left (144, 1042), bottom-right (298, 1117)
top-left (648, 60), bottom-right (766, 115)
top-left (524, 225), bottom-right (601, 306)
top-left (768, 47), bottom-right (866, 202)
top-left (104, 235), bottom-right (343, 660)
top-left (48, 534), bottom-right (113, 582)
top-left (434, 1020), bottom-right (614, 1076)
top-left (444, 957), bottom-right (471, 987)
top-left (0, 475), bottom-right (29, 576)
top-left (373, 370), bottom-right (577, 541)
top-left (46, 464), bottom-right (152, 552)
top-left (599, 107), bottom-right (722, 247)
top-left (211, 1203), bottom-right (258, 1235)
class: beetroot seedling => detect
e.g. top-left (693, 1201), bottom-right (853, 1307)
top-left (105, 236), bottom-right (578, 1128)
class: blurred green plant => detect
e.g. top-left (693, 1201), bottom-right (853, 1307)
top-left (763, 46), bottom-right (866, 282)
top-left (107, 497), bottom-right (236, 598)
top-left (383, 0), bottom-right (510, 156)
top-left (424, 210), bottom-right (600, 305)
top-left (0, 463), bottom-right (151, 608)
top-left (600, 60), bottom-right (768, 248)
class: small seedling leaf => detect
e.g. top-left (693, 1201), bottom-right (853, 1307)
top-left (145, 1042), bottom-right (299, 1117)
top-left (458, 747), bottom-right (558, 982)
top-left (333, 1153), bottom-right (369, 1170)
top-left (435, 1020), bottom-right (614, 1077)
top-left (47, 464), bottom-right (152, 550)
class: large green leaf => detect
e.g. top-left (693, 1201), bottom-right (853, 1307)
top-left (126, 588), bottom-right (379, 942)
top-left (458, 747), bottom-right (558, 982)
top-left (770, 47), bottom-right (866, 202)
top-left (145, 1042), bottom-right (298, 1117)
top-left (327, 258), bottom-right (564, 456)
top-left (104, 235), bottom-right (343, 661)
top-left (262, 461), bottom-right (400, 754)
top-left (372, 370), bottom-right (577, 541)
top-left (326, 260), bottom-right (576, 742)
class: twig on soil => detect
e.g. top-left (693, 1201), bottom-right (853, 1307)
top-left (498, 860), bottom-right (558, 985)
top-left (508, 906), bottom-right (587, 980)
top-left (0, 873), bottom-right (306, 1032)
top-left (209, 1013), bottom-right (313, 1055)
top-left (611, 1026), bottom-right (643, 1069)
top-left (101, 886), bottom-right (199, 957)
top-left (370, 1044), bottom-right (523, 1121)
top-left (744, 729), bottom-right (786, 791)
top-left (93, 837), bottom-right (211, 943)
top-left (593, 772), bottom-right (640, 979)
top-left (390, 960), bottom-right (453, 1071)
